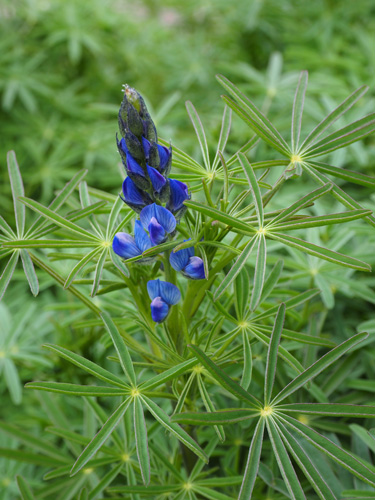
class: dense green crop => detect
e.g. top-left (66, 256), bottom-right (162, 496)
top-left (1, 1), bottom-right (375, 499)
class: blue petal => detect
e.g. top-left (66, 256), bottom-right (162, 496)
top-left (169, 247), bottom-right (191, 271)
top-left (167, 179), bottom-right (189, 212)
top-left (126, 152), bottom-right (145, 177)
top-left (147, 279), bottom-right (162, 300)
top-left (140, 203), bottom-right (176, 234)
top-left (122, 177), bottom-right (144, 205)
top-left (159, 281), bottom-right (181, 305)
top-left (118, 137), bottom-right (128, 155)
top-left (148, 217), bottom-right (166, 245)
top-left (112, 233), bottom-right (141, 259)
top-left (142, 136), bottom-right (151, 158)
top-left (150, 297), bottom-right (169, 323)
top-left (154, 205), bottom-right (176, 233)
top-left (134, 220), bottom-right (152, 253)
top-left (184, 256), bottom-right (206, 280)
top-left (147, 166), bottom-right (166, 193)
top-left (157, 144), bottom-right (171, 170)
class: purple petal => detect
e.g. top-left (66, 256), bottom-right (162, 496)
top-left (184, 256), bottom-right (206, 280)
top-left (147, 279), bottom-right (162, 300)
top-left (159, 281), bottom-right (181, 305)
top-left (147, 165), bottom-right (167, 194)
top-left (157, 144), bottom-right (171, 171)
top-left (126, 152), bottom-right (145, 177)
top-left (134, 220), bottom-right (152, 253)
top-left (154, 205), bottom-right (176, 233)
top-left (169, 246), bottom-right (192, 271)
top-left (150, 297), bottom-right (169, 323)
top-left (167, 179), bottom-right (189, 212)
top-left (148, 216), bottom-right (166, 245)
top-left (122, 177), bottom-right (144, 205)
top-left (112, 233), bottom-right (141, 259)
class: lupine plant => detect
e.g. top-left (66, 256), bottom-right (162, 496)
top-left (1, 73), bottom-right (375, 499)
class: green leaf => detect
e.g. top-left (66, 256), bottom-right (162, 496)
top-left (259, 259), bottom-right (283, 303)
top-left (141, 394), bottom-right (208, 462)
top-left (172, 408), bottom-right (259, 425)
top-left (234, 267), bottom-right (250, 320)
top-left (273, 209), bottom-right (372, 231)
top-left (26, 169), bottom-right (88, 237)
top-left (25, 381), bottom-right (128, 396)
top-left (186, 101), bottom-right (210, 170)
top-left (214, 235), bottom-right (257, 300)
top-left (216, 75), bottom-right (290, 156)
top-left (64, 247), bottom-right (101, 289)
top-left (20, 249), bottom-right (39, 296)
top-left (272, 332), bottom-right (368, 405)
top-left (341, 491), bottom-right (375, 499)
top-left (101, 311), bottom-right (136, 386)
top-left (276, 419), bottom-right (338, 500)
top-left (108, 485), bottom-right (180, 494)
top-left (19, 197), bottom-right (99, 241)
top-left (106, 193), bottom-right (126, 239)
top-left (43, 344), bottom-right (128, 389)
top-left (0, 251), bottom-right (19, 301)
top-left (253, 288), bottom-right (320, 322)
top-left (185, 200), bottom-right (256, 235)
top-left (0, 215), bottom-right (15, 239)
top-left (269, 184), bottom-right (332, 227)
top-left (238, 153), bottom-right (264, 226)
top-left (241, 329), bottom-right (252, 390)
top-left (197, 375), bottom-right (225, 442)
top-left (110, 247), bottom-right (129, 278)
top-left (267, 232), bottom-right (371, 272)
top-left (308, 160), bottom-right (375, 188)
top-left (33, 201), bottom-right (107, 240)
top-left (291, 71), bottom-right (308, 152)
top-left (139, 358), bottom-right (198, 391)
top-left (264, 303), bottom-right (286, 405)
top-left (4, 357), bottom-right (22, 404)
top-left (239, 417), bottom-right (265, 500)
top-left (278, 403), bottom-right (375, 417)
top-left (0, 448), bottom-right (65, 466)
top-left (304, 113), bottom-right (375, 158)
top-left (70, 398), bottom-right (131, 476)
top-left (0, 421), bottom-right (65, 462)
top-left (212, 106), bottom-right (232, 170)
top-left (347, 379), bottom-right (375, 393)
top-left (188, 345), bottom-right (261, 408)
top-left (3, 240), bottom-right (99, 249)
top-left (267, 418), bottom-right (306, 500)
top-left (91, 247), bottom-right (108, 297)
top-left (16, 476), bottom-right (36, 500)
top-left (134, 397), bottom-right (150, 485)
top-left (300, 85), bottom-right (368, 151)
top-left (7, 151), bottom-right (25, 238)
top-left (193, 485), bottom-right (235, 500)
top-left (88, 463), bottom-right (123, 500)
top-left (250, 234), bottom-right (266, 311)
top-left (280, 414), bottom-right (375, 487)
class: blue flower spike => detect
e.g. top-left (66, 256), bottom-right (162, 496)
top-left (170, 245), bottom-right (206, 280)
top-left (147, 279), bottom-right (181, 322)
top-left (140, 203), bottom-right (176, 245)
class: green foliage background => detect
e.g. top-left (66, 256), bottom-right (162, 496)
top-left (1, 0), bottom-right (375, 498)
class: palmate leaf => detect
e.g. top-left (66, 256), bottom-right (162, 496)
top-left (70, 398), bottom-right (132, 476)
top-left (16, 476), bottom-right (36, 500)
top-left (7, 151), bottom-right (25, 238)
top-left (0, 250), bottom-right (19, 301)
top-left (291, 71), bottom-right (308, 152)
top-left (264, 303), bottom-right (285, 406)
top-left (238, 418), bottom-right (265, 500)
top-left (134, 396), bottom-right (150, 485)
top-left (25, 381), bottom-right (129, 397)
top-left (186, 101), bottom-right (210, 171)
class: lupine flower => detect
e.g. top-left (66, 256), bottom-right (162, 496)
top-left (142, 137), bottom-right (172, 176)
top-left (167, 179), bottom-right (190, 219)
top-left (147, 279), bottom-right (181, 322)
top-left (112, 220), bottom-right (152, 260)
top-left (140, 203), bottom-right (176, 245)
top-left (170, 245), bottom-right (206, 280)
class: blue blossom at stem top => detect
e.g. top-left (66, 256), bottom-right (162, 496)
top-left (147, 279), bottom-right (181, 322)
top-left (170, 244), bottom-right (206, 280)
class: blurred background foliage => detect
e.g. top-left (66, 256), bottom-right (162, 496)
top-left (1, 0), bottom-right (375, 497)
